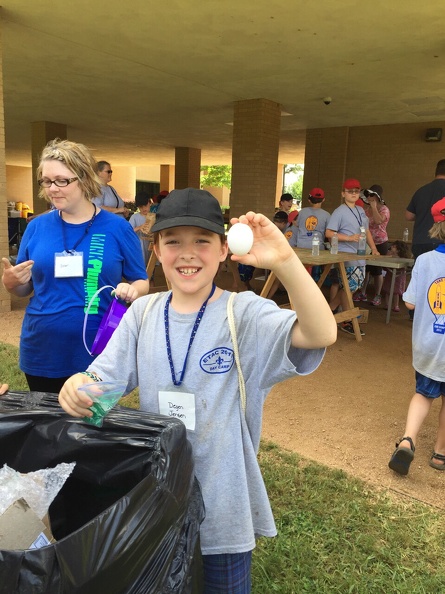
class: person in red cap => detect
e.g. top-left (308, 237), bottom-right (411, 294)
top-left (289, 187), bottom-right (330, 250)
top-left (325, 179), bottom-right (379, 335)
top-left (389, 196), bottom-right (445, 475)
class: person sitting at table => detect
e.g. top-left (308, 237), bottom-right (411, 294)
top-left (326, 178), bottom-right (379, 336)
top-left (381, 240), bottom-right (411, 313)
top-left (92, 161), bottom-right (130, 218)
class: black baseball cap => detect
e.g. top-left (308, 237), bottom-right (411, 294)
top-left (151, 187), bottom-right (225, 234)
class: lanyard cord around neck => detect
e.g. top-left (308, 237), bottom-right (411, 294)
top-left (109, 186), bottom-right (120, 207)
top-left (164, 283), bottom-right (216, 386)
top-left (59, 204), bottom-right (97, 253)
top-left (346, 205), bottom-right (363, 228)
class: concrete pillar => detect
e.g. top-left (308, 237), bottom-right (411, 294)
top-left (160, 164), bottom-right (175, 191)
top-left (303, 127), bottom-right (349, 212)
top-left (276, 163), bottom-right (285, 206)
top-left (31, 121), bottom-right (67, 214)
top-left (230, 98), bottom-right (281, 220)
top-left (174, 147), bottom-right (201, 189)
top-left (0, 14), bottom-right (11, 312)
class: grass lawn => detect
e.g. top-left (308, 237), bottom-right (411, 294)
top-left (1, 342), bottom-right (445, 592)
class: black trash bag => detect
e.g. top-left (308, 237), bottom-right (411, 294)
top-left (0, 391), bottom-right (205, 594)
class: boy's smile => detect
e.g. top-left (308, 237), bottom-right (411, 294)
top-left (155, 226), bottom-right (227, 306)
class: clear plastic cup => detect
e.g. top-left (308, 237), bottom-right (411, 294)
top-left (78, 381), bottom-right (127, 427)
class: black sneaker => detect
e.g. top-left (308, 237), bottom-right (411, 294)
top-left (340, 322), bottom-right (365, 336)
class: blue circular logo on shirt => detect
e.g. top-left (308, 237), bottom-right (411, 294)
top-left (200, 347), bottom-right (234, 374)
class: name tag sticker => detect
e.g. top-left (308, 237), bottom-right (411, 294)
top-left (158, 391), bottom-right (196, 431)
top-left (54, 252), bottom-right (84, 278)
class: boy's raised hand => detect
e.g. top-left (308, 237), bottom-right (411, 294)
top-left (229, 212), bottom-right (294, 271)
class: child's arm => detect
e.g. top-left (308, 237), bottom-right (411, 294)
top-left (230, 212), bottom-right (337, 349)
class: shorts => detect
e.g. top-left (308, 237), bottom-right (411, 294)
top-left (338, 265), bottom-right (365, 294)
top-left (415, 371), bottom-right (445, 399)
top-left (202, 551), bottom-right (252, 593)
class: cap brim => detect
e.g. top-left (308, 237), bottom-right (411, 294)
top-left (151, 215), bottom-right (225, 234)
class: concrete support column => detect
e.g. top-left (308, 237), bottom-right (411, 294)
top-left (31, 121), bottom-right (67, 214)
top-left (276, 163), bottom-right (285, 207)
top-left (230, 98), bottom-right (281, 220)
top-left (160, 164), bottom-right (175, 192)
top-left (303, 127), bottom-right (349, 212)
top-left (0, 15), bottom-right (11, 312)
top-left (174, 147), bottom-right (201, 189)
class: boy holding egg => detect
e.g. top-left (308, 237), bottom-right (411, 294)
top-left (59, 188), bottom-right (337, 593)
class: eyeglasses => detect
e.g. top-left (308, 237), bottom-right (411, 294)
top-left (38, 177), bottom-right (78, 188)
top-left (344, 189), bottom-right (360, 194)
top-left (105, 170), bottom-right (113, 174)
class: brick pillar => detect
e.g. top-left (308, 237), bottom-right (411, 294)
top-left (276, 163), bottom-right (285, 206)
top-left (31, 121), bottom-right (67, 214)
top-left (303, 127), bottom-right (349, 212)
top-left (160, 164), bottom-right (175, 192)
top-left (0, 15), bottom-right (10, 312)
top-left (230, 99), bottom-right (281, 220)
top-left (174, 147), bottom-right (201, 189)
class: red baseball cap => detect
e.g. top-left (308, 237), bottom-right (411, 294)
top-left (288, 210), bottom-right (299, 223)
top-left (309, 188), bottom-right (324, 199)
top-left (343, 178), bottom-right (361, 190)
top-left (431, 197), bottom-right (445, 222)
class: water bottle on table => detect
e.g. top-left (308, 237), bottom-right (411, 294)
top-left (357, 226), bottom-right (367, 256)
top-left (330, 232), bottom-right (338, 255)
top-left (311, 233), bottom-right (320, 256)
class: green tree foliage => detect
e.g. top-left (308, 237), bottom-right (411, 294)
top-left (284, 164), bottom-right (304, 175)
top-left (201, 165), bottom-right (232, 189)
top-left (285, 177), bottom-right (303, 202)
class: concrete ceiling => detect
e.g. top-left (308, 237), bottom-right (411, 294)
top-left (3, 0), bottom-right (445, 168)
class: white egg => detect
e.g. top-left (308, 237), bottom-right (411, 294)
top-left (227, 223), bottom-right (254, 256)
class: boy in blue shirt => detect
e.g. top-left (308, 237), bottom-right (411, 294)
top-left (389, 197), bottom-right (445, 475)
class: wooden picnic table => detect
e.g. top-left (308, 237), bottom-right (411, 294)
top-left (260, 249), bottom-right (378, 342)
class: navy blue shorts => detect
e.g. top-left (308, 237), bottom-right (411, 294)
top-left (415, 371), bottom-right (445, 399)
top-left (202, 551), bottom-right (252, 593)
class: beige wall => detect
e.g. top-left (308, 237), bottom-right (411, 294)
top-left (304, 121), bottom-right (445, 240)
top-left (6, 165), bottom-right (33, 208)
top-left (136, 165), bottom-right (160, 185)
top-left (202, 186), bottom-right (230, 208)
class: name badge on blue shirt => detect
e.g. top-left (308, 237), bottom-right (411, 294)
top-left (54, 251), bottom-right (84, 278)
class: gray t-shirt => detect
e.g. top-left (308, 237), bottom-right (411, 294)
top-left (92, 185), bottom-right (125, 213)
top-left (327, 203), bottom-right (369, 267)
top-left (89, 290), bottom-right (325, 555)
top-left (403, 248), bottom-right (445, 382)
top-left (289, 207), bottom-right (331, 249)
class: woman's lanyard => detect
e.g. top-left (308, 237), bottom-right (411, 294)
top-left (110, 186), bottom-right (120, 207)
top-left (59, 204), bottom-right (97, 253)
top-left (164, 283), bottom-right (216, 386)
top-left (346, 205), bottom-right (363, 228)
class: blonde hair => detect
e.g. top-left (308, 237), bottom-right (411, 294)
top-left (429, 221), bottom-right (445, 242)
top-left (37, 138), bottom-right (102, 202)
